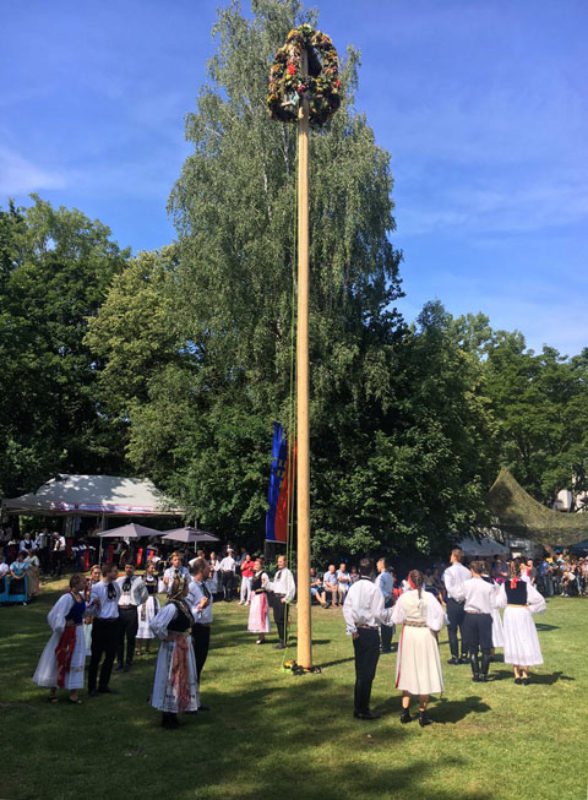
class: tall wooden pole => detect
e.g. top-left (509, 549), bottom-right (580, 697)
top-left (296, 48), bottom-right (312, 669)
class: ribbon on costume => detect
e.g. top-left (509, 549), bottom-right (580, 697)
top-left (170, 637), bottom-right (190, 713)
top-left (54, 626), bottom-right (77, 688)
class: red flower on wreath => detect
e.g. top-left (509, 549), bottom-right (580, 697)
top-left (336, 79), bottom-right (340, 88)
top-left (287, 63), bottom-right (296, 75)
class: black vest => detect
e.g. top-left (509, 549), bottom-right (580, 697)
top-left (505, 581), bottom-right (528, 604)
top-left (168, 604), bottom-right (192, 633)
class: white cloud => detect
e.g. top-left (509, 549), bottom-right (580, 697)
top-left (0, 146), bottom-right (65, 194)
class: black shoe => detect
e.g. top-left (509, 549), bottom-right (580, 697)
top-left (447, 657), bottom-right (460, 665)
top-left (521, 678), bottom-right (529, 686)
top-left (400, 709), bottom-right (412, 724)
top-left (514, 678), bottom-right (522, 685)
top-left (123, 664), bottom-right (132, 673)
top-left (274, 642), bottom-right (285, 650)
top-left (380, 648), bottom-right (392, 654)
top-left (197, 705), bottom-right (210, 711)
top-left (353, 711), bottom-right (380, 720)
top-left (88, 689), bottom-right (100, 697)
top-left (98, 687), bottom-right (119, 694)
top-left (459, 655), bottom-right (469, 664)
top-left (418, 712), bottom-right (433, 727)
top-left (113, 664), bottom-right (124, 672)
top-left (470, 654), bottom-right (480, 682)
top-left (161, 713), bottom-right (179, 729)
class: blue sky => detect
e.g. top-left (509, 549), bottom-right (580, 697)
top-left (2, 0), bottom-right (587, 355)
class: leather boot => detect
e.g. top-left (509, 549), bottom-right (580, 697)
top-left (480, 653), bottom-right (491, 681)
top-left (470, 654), bottom-right (480, 681)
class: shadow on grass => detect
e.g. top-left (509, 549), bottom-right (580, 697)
top-left (491, 669), bottom-right (574, 684)
top-left (535, 623), bottom-right (559, 631)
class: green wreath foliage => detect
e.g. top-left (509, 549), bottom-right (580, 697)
top-left (267, 24), bottom-right (341, 127)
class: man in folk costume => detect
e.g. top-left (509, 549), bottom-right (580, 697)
top-left (266, 554), bottom-right (296, 649)
top-left (375, 558), bottom-right (395, 654)
top-left (88, 563), bottom-right (121, 697)
top-left (150, 576), bottom-right (199, 729)
top-left (163, 551), bottom-right (190, 595)
top-left (442, 548), bottom-right (471, 665)
top-left (188, 558), bottom-right (213, 711)
top-left (342, 558), bottom-right (395, 720)
top-left (455, 560), bottom-right (496, 682)
top-left (115, 561), bottom-right (147, 673)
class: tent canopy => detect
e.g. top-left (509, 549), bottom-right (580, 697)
top-left (456, 536), bottom-right (509, 557)
top-left (2, 474), bottom-right (183, 518)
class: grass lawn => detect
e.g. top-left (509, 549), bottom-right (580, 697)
top-left (1, 581), bottom-right (586, 800)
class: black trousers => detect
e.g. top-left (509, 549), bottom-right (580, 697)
top-left (222, 571), bottom-right (234, 601)
top-left (271, 593), bottom-right (287, 643)
top-left (88, 618), bottom-right (120, 691)
top-left (53, 551), bottom-right (65, 576)
top-left (117, 607), bottom-right (138, 666)
top-left (353, 629), bottom-right (380, 714)
top-left (191, 623), bottom-right (211, 680)
top-left (446, 598), bottom-right (466, 658)
top-left (463, 613), bottom-right (493, 656)
top-left (380, 599), bottom-right (394, 651)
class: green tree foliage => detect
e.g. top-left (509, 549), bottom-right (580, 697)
top-left (0, 196), bottom-right (129, 496)
top-left (484, 336), bottom-right (588, 503)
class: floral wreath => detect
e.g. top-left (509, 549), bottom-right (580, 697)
top-left (267, 24), bottom-right (341, 127)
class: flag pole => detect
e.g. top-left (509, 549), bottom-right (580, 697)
top-left (296, 47), bottom-right (312, 669)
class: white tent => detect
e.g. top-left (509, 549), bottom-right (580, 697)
top-left (456, 536), bottom-right (509, 557)
top-left (2, 474), bottom-right (183, 518)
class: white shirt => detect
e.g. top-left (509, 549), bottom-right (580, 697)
top-left (342, 577), bottom-right (394, 635)
top-left (443, 562), bottom-right (471, 600)
top-left (336, 570), bottom-right (350, 590)
top-left (90, 580), bottom-right (121, 619)
top-left (53, 535), bottom-right (66, 552)
top-left (0, 563), bottom-right (9, 577)
top-left (188, 578), bottom-right (213, 624)
top-left (116, 574), bottom-right (148, 608)
top-left (219, 556), bottom-right (236, 572)
top-left (457, 577), bottom-right (496, 614)
top-left (268, 567), bottom-right (296, 603)
top-left (163, 565), bottom-right (190, 594)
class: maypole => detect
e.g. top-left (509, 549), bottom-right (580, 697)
top-left (268, 25), bottom-right (341, 669)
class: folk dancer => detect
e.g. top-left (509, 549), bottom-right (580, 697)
top-left (442, 548), bottom-right (471, 665)
top-left (115, 561), bottom-right (147, 672)
top-left (391, 570), bottom-right (445, 727)
top-left (248, 558), bottom-right (270, 644)
top-left (496, 557), bottom-right (546, 684)
top-left (33, 574), bottom-right (89, 704)
top-left (163, 552), bottom-right (190, 595)
top-left (52, 532), bottom-right (67, 577)
top-left (88, 563), bottom-right (121, 697)
top-left (375, 558), bottom-right (395, 654)
top-left (342, 558), bottom-right (395, 720)
top-left (150, 577), bottom-right (199, 728)
top-left (83, 565), bottom-right (102, 656)
top-left (455, 560), bottom-right (496, 682)
top-left (136, 560), bottom-right (161, 656)
top-left (267, 555), bottom-right (296, 649)
top-left (188, 558), bottom-right (213, 710)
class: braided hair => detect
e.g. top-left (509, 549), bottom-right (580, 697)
top-left (409, 569), bottom-right (424, 599)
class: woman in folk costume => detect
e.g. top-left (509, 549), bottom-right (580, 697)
top-left (496, 557), bottom-right (546, 685)
top-left (83, 565), bottom-right (102, 656)
top-left (150, 576), bottom-right (199, 728)
top-left (32, 574), bottom-right (89, 704)
top-left (480, 561), bottom-right (504, 653)
top-left (24, 550), bottom-right (41, 596)
top-left (391, 570), bottom-right (446, 727)
top-left (136, 560), bottom-right (161, 656)
top-left (247, 558), bottom-right (270, 644)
